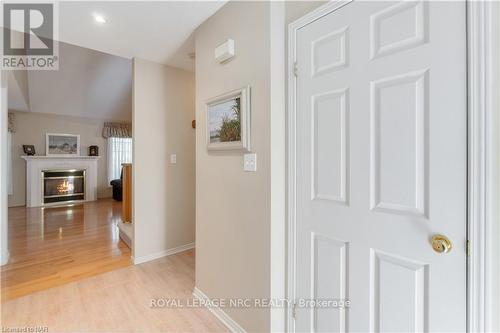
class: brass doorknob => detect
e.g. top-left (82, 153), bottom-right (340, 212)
top-left (431, 234), bottom-right (452, 254)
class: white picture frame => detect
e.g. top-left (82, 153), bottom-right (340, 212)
top-left (46, 133), bottom-right (80, 156)
top-left (206, 86), bottom-right (251, 152)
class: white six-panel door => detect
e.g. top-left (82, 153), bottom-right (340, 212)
top-left (293, 1), bottom-right (466, 332)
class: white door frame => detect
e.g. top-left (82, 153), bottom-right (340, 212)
top-left (286, 1), bottom-right (498, 332)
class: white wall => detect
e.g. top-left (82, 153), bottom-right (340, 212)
top-left (194, 2), bottom-right (325, 332)
top-left (195, 2), bottom-right (276, 332)
top-left (132, 58), bottom-right (195, 262)
top-left (270, 2), bottom-right (286, 332)
top-left (487, 2), bottom-right (500, 331)
top-left (7, 111), bottom-right (125, 207)
top-left (1, 72), bottom-right (9, 265)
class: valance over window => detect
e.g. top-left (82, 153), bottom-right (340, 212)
top-left (102, 122), bottom-right (132, 138)
top-left (8, 112), bottom-right (15, 133)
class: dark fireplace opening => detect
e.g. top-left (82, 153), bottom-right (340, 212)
top-left (43, 170), bottom-right (85, 204)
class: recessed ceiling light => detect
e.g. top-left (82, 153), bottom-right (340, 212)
top-left (93, 14), bottom-right (106, 24)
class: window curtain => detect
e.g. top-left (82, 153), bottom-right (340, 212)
top-left (107, 138), bottom-right (132, 183)
top-left (8, 112), bottom-right (15, 133)
top-left (103, 122), bottom-right (132, 183)
top-left (7, 113), bottom-right (14, 195)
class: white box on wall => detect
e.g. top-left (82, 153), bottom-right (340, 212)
top-left (214, 39), bottom-right (235, 63)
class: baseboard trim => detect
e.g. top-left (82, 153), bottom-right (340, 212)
top-left (133, 242), bottom-right (195, 265)
top-left (192, 287), bottom-right (247, 333)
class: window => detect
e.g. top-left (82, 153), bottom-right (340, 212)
top-left (107, 137), bottom-right (132, 183)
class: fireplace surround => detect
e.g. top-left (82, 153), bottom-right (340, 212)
top-left (22, 156), bottom-right (99, 207)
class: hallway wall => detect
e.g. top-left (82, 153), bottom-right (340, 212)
top-left (132, 58), bottom-right (196, 262)
top-left (194, 2), bottom-right (325, 331)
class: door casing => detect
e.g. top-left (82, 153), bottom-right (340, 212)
top-left (286, 1), bottom-right (496, 332)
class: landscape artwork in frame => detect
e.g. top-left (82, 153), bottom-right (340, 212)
top-left (46, 133), bottom-right (80, 156)
top-left (206, 86), bottom-right (251, 151)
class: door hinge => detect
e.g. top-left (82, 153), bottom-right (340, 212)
top-left (292, 301), bottom-right (297, 319)
top-left (466, 239), bottom-right (470, 256)
top-left (294, 62), bottom-right (298, 77)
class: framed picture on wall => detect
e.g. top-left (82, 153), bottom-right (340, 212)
top-left (46, 133), bottom-right (80, 156)
top-left (206, 86), bottom-right (251, 152)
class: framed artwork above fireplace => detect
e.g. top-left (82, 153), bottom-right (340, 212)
top-left (46, 133), bottom-right (80, 156)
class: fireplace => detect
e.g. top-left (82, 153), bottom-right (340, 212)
top-left (43, 169), bottom-right (85, 204)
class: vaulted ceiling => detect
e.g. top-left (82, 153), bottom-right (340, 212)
top-left (6, 1), bottom-right (227, 120)
top-left (8, 39), bottom-right (132, 121)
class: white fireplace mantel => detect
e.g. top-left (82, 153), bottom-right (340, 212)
top-left (22, 156), bottom-right (100, 207)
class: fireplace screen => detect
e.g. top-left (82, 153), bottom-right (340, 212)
top-left (43, 170), bottom-right (85, 204)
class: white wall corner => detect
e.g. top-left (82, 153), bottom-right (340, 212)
top-left (132, 58), bottom-right (195, 263)
top-left (131, 57), bottom-right (137, 261)
top-left (1, 71), bottom-right (9, 266)
top-left (467, 1), bottom-right (500, 332)
top-left (192, 287), bottom-right (247, 333)
top-left (270, 1), bottom-right (286, 333)
top-left (486, 2), bottom-right (500, 332)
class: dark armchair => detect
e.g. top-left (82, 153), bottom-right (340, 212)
top-left (110, 169), bottom-right (123, 201)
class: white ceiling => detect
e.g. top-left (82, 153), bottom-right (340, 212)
top-left (58, 1), bottom-right (226, 71)
top-left (6, 2), bottom-right (227, 120)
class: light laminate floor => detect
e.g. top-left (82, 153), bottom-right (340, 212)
top-left (1, 199), bottom-right (131, 301)
top-left (1, 249), bottom-right (228, 332)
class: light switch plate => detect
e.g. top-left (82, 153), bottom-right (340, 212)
top-left (243, 153), bottom-right (257, 172)
top-left (170, 154), bottom-right (177, 164)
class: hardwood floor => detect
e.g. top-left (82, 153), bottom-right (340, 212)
top-left (1, 199), bottom-right (131, 301)
top-left (1, 249), bottom-right (228, 332)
